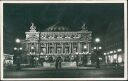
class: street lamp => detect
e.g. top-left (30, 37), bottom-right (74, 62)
top-left (75, 52), bottom-right (79, 67)
top-left (14, 47), bottom-right (22, 51)
top-left (117, 48), bottom-right (122, 63)
top-left (14, 38), bottom-right (22, 51)
top-left (13, 46), bottom-right (22, 70)
top-left (19, 47), bottom-right (22, 50)
top-left (94, 38), bottom-right (102, 50)
top-left (16, 38), bottom-right (21, 43)
top-left (99, 46), bottom-right (102, 50)
top-left (95, 38), bottom-right (100, 43)
top-left (14, 47), bottom-right (17, 50)
top-left (94, 47), bottom-right (96, 50)
top-left (94, 38), bottom-right (102, 68)
top-left (117, 49), bottom-right (122, 52)
top-left (14, 38), bottom-right (22, 70)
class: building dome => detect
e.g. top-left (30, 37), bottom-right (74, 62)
top-left (45, 25), bottom-right (71, 32)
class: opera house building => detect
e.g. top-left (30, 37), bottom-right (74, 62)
top-left (23, 23), bottom-right (92, 66)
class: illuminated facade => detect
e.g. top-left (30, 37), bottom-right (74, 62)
top-left (4, 54), bottom-right (14, 65)
top-left (24, 23), bottom-right (92, 65)
top-left (103, 19), bottom-right (124, 64)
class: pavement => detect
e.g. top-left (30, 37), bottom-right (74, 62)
top-left (21, 66), bottom-right (96, 71)
top-left (3, 65), bottom-right (124, 78)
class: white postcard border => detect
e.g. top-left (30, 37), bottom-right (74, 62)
top-left (0, 0), bottom-right (127, 80)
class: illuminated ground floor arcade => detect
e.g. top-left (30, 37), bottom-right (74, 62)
top-left (24, 41), bottom-right (92, 67)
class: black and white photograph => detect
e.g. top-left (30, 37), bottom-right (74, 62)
top-left (0, 0), bottom-right (127, 80)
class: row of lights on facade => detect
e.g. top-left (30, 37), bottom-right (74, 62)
top-left (41, 35), bottom-right (80, 39)
top-left (104, 48), bottom-right (122, 55)
top-left (42, 55), bottom-right (78, 58)
top-left (40, 51), bottom-right (90, 55)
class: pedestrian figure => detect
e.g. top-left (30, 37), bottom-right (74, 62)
top-left (55, 58), bottom-right (59, 69)
top-left (58, 57), bottom-right (62, 69)
top-left (16, 56), bottom-right (21, 70)
top-left (75, 56), bottom-right (79, 67)
top-left (113, 61), bottom-right (121, 71)
top-left (96, 58), bottom-right (100, 68)
top-left (40, 58), bottom-right (45, 66)
top-left (30, 56), bottom-right (34, 67)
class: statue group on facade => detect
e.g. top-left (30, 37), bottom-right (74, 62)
top-left (55, 57), bottom-right (63, 69)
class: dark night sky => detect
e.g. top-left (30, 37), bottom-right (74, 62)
top-left (3, 3), bottom-right (124, 54)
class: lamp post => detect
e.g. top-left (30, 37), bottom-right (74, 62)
top-left (117, 49), bottom-right (123, 63)
top-left (94, 38), bottom-right (102, 68)
top-left (75, 52), bottom-right (79, 67)
top-left (14, 38), bottom-right (22, 70)
top-left (82, 45), bottom-right (88, 66)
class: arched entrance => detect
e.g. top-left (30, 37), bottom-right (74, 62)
top-left (55, 56), bottom-right (63, 69)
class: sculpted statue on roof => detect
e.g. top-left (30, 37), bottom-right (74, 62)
top-left (30, 22), bottom-right (36, 30)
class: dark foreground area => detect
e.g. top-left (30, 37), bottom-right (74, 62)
top-left (4, 66), bottom-right (124, 78)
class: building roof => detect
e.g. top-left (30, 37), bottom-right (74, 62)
top-left (45, 23), bottom-right (88, 32)
top-left (45, 25), bottom-right (71, 32)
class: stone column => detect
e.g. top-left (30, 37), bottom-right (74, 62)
top-left (88, 43), bottom-right (89, 53)
top-left (27, 43), bottom-right (30, 54)
top-left (36, 43), bottom-right (37, 54)
top-left (45, 43), bottom-right (46, 54)
top-left (44, 43), bottom-right (47, 54)
top-left (46, 43), bottom-right (48, 54)
top-left (38, 42), bottom-right (40, 55)
top-left (30, 43), bottom-right (32, 53)
top-left (69, 43), bottom-right (71, 54)
top-left (49, 45), bottom-right (50, 54)
top-left (78, 42), bottom-right (81, 53)
top-left (72, 43), bottom-right (74, 53)
top-left (61, 43), bottom-right (64, 53)
top-left (54, 43), bottom-right (56, 53)
top-left (63, 43), bottom-right (65, 54)
top-left (105, 56), bottom-right (108, 64)
top-left (47, 43), bottom-right (49, 54)
top-left (29, 43), bottom-right (31, 53)
top-left (71, 43), bottom-right (72, 53)
top-left (33, 43), bottom-right (35, 54)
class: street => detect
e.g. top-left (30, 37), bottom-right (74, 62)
top-left (4, 66), bottom-right (124, 78)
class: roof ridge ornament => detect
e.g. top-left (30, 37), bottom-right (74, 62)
top-left (30, 22), bottom-right (36, 30)
top-left (81, 23), bottom-right (87, 30)
top-left (30, 22), bottom-right (37, 32)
